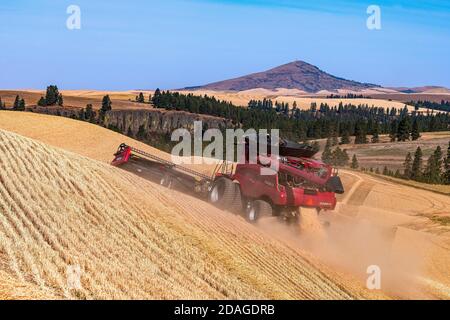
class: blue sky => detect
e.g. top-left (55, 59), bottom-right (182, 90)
top-left (0, 0), bottom-right (449, 90)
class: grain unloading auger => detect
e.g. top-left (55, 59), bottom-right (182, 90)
top-left (111, 139), bottom-right (344, 225)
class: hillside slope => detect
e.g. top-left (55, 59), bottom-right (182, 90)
top-left (0, 128), bottom-right (383, 299)
top-left (191, 61), bottom-right (379, 92)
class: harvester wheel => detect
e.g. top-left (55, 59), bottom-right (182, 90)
top-left (209, 177), bottom-right (235, 209)
top-left (229, 183), bottom-right (243, 214)
top-left (246, 200), bottom-right (272, 223)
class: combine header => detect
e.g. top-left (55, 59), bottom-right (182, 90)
top-left (112, 139), bottom-right (344, 224)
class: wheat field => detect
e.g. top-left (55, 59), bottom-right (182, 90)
top-left (0, 128), bottom-right (385, 299)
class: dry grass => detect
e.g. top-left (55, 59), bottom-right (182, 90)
top-left (0, 129), bottom-right (384, 299)
top-left (0, 111), bottom-right (214, 176)
top-left (361, 171), bottom-right (450, 196)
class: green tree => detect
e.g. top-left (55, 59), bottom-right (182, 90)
top-left (13, 95), bottom-right (20, 109)
top-left (37, 97), bottom-right (46, 106)
top-left (403, 152), bottom-right (412, 179)
top-left (57, 94), bottom-right (64, 106)
top-left (411, 147), bottom-right (423, 181)
top-left (424, 146), bottom-right (443, 184)
top-left (443, 142), bottom-right (450, 185)
top-left (371, 122), bottom-right (380, 143)
top-left (350, 154), bottom-right (359, 169)
top-left (136, 92), bottom-right (145, 103)
top-left (99, 95), bottom-right (112, 122)
top-left (45, 85), bottom-right (60, 105)
top-left (321, 138), bottom-right (332, 164)
top-left (396, 116), bottom-right (411, 141)
top-left (18, 98), bottom-right (26, 111)
top-left (411, 118), bottom-right (421, 141)
top-left (85, 104), bottom-right (95, 122)
top-left (152, 88), bottom-right (162, 105)
top-left (382, 166), bottom-right (389, 175)
top-left (332, 147), bottom-right (348, 167)
top-left (354, 121), bottom-right (367, 144)
top-left (341, 149), bottom-right (350, 166)
top-left (389, 120), bottom-right (398, 142)
top-left (0, 97), bottom-right (5, 109)
top-left (340, 129), bottom-right (350, 144)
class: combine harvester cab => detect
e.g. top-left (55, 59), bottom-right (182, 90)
top-left (111, 143), bottom-right (132, 166)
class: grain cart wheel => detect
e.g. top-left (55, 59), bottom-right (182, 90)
top-left (209, 177), bottom-right (235, 209)
top-left (246, 200), bottom-right (272, 223)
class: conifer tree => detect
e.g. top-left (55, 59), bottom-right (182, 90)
top-left (340, 129), bottom-right (350, 145)
top-left (443, 142), bottom-right (450, 185)
top-left (397, 116), bottom-right (411, 141)
top-left (411, 118), bottom-right (421, 141)
top-left (371, 121), bottom-right (380, 143)
top-left (389, 120), bottom-right (398, 142)
top-left (424, 146), bottom-right (443, 184)
top-left (45, 85), bottom-right (60, 105)
top-left (411, 147), bottom-right (423, 181)
top-left (57, 94), bottom-right (64, 106)
top-left (354, 121), bottom-right (367, 144)
top-left (38, 97), bottom-right (46, 106)
top-left (403, 152), bottom-right (412, 179)
top-left (321, 138), bottom-right (332, 164)
top-left (351, 154), bottom-right (359, 169)
top-left (137, 92), bottom-right (145, 103)
top-left (13, 95), bottom-right (20, 110)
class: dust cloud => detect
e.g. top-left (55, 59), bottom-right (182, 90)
top-left (257, 209), bottom-right (431, 299)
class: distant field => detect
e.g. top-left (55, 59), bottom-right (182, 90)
top-left (2, 89), bottom-right (445, 114)
top-left (0, 90), bottom-right (151, 111)
top-left (316, 132), bottom-right (450, 171)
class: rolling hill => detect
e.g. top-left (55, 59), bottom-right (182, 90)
top-left (188, 60), bottom-right (380, 92)
top-left (0, 113), bottom-right (387, 300)
top-left (0, 111), bottom-right (449, 299)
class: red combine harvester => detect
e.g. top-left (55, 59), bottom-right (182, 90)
top-left (111, 138), bottom-right (344, 224)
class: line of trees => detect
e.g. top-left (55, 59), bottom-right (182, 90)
top-left (151, 90), bottom-right (449, 142)
top-left (401, 143), bottom-right (450, 184)
top-left (12, 95), bottom-right (26, 111)
top-left (408, 100), bottom-right (450, 112)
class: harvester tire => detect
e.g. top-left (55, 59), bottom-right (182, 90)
top-left (209, 177), bottom-right (235, 209)
top-left (246, 200), bottom-right (272, 223)
top-left (229, 183), bottom-right (243, 214)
